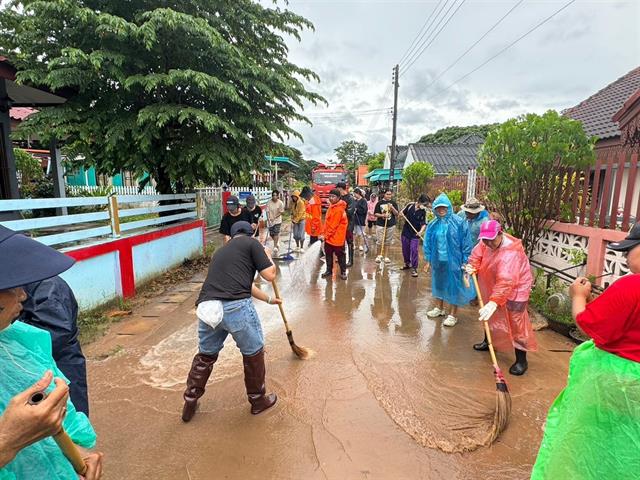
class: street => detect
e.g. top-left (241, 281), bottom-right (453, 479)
top-left (85, 240), bottom-right (573, 479)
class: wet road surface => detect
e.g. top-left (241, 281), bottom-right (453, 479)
top-left (86, 240), bottom-right (575, 479)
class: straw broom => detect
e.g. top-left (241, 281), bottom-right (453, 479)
top-left (271, 280), bottom-right (313, 359)
top-left (470, 273), bottom-right (512, 444)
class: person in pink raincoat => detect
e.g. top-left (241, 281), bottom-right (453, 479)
top-left (464, 220), bottom-right (537, 375)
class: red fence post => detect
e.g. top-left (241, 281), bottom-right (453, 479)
top-left (589, 153), bottom-right (604, 227)
top-left (622, 153), bottom-right (638, 231)
top-left (598, 156), bottom-right (614, 228)
top-left (609, 150), bottom-right (627, 229)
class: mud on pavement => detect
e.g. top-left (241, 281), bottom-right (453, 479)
top-left (86, 241), bottom-right (575, 479)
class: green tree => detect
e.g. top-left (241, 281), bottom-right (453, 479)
top-left (479, 111), bottom-right (595, 255)
top-left (14, 148), bottom-right (43, 185)
top-left (418, 124), bottom-right (498, 144)
top-left (1, 0), bottom-right (324, 193)
top-left (334, 140), bottom-right (370, 184)
top-left (401, 161), bottom-right (435, 200)
top-left (367, 152), bottom-right (385, 172)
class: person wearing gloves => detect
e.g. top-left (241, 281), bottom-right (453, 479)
top-left (531, 222), bottom-right (640, 479)
top-left (0, 226), bottom-right (103, 479)
top-left (464, 220), bottom-right (537, 375)
top-left (290, 190), bottom-right (307, 252)
top-left (423, 193), bottom-right (475, 326)
top-left (181, 221), bottom-right (282, 422)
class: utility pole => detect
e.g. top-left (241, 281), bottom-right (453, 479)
top-left (389, 64), bottom-right (399, 189)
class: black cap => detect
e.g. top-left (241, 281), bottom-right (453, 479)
top-left (608, 222), bottom-right (640, 252)
top-left (230, 221), bottom-right (254, 237)
top-left (226, 195), bottom-right (240, 206)
top-left (0, 226), bottom-right (75, 290)
top-left (336, 182), bottom-right (347, 189)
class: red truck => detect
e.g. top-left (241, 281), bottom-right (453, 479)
top-left (311, 164), bottom-right (349, 208)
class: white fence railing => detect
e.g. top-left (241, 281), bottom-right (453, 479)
top-left (227, 187), bottom-right (272, 206)
top-left (0, 194), bottom-right (197, 247)
top-left (67, 185), bottom-right (157, 196)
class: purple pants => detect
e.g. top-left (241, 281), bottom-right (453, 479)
top-left (401, 234), bottom-right (420, 269)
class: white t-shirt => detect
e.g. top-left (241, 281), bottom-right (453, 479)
top-left (267, 199), bottom-right (285, 225)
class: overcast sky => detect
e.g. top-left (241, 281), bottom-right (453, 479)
top-left (278, 0), bottom-right (640, 162)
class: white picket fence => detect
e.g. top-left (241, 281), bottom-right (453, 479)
top-left (67, 185), bottom-right (157, 196)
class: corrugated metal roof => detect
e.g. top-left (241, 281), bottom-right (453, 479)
top-left (564, 66), bottom-right (640, 140)
top-left (409, 143), bottom-right (481, 175)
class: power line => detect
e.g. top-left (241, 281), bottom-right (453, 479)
top-left (423, 0), bottom-right (525, 89)
top-left (304, 107), bottom-right (392, 118)
top-left (367, 80), bottom-right (394, 131)
top-left (426, 0), bottom-right (577, 99)
top-left (400, 0), bottom-right (468, 77)
top-left (397, 0), bottom-right (447, 66)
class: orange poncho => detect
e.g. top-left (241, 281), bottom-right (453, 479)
top-left (305, 194), bottom-right (323, 237)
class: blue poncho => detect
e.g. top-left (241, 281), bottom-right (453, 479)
top-left (457, 209), bottom-right (490, 251)
top-left (0, 321), bottom-right (96, 480)
top-left (424, 194), bottom-right (475, 306)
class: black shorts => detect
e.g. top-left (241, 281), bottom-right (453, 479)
top-left (367, 220), bottom-right (375, 229)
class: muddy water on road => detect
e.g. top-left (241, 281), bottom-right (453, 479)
top-left (90, 241), bottom-right (573, 479)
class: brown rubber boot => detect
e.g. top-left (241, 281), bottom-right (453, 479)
top-left (182, 352), bottom-right (218, 422)
top-left (242, 348), bottom-right (277, 415)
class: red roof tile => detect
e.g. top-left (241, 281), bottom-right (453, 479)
top-left (9, 107), bottom-right (37, 121)
top-left (564, 66), bottom-right (640, 140)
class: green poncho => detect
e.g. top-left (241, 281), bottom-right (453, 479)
top-left (531, 341), bottom-right (640, 479)
top-left (0, 321), bottom-right (96, 479)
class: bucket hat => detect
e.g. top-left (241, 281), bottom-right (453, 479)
top-left (0, 226), bottom-right (75, 290)
top-left (461, 197), bottom-right (485, 214)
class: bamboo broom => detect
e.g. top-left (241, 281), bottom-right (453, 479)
top-left (471, 273), bottom-right (512, 444)
top-left (271, 280), bottom-right (313, 359)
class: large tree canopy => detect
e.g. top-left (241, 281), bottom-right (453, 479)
top-left (0, 0), bottom-right (324, 193)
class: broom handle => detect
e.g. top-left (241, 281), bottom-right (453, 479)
top-left (399, 206), bottom-right (424, 240)
top-left (54, 430), bottom-right (88, 476)
top-left (271, 280), bottom-right (291, 332)
top-left (379, 214), bottom-right (389, 258)
top-left (471, 273), bottom-right (500, 368)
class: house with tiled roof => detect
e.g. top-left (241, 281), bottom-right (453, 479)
top-left (403, 142), bottom-right (482, 175)
top-left (564, 65), bottom-right (640, 228)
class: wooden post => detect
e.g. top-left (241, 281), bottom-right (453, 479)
top-left (108, 195), bottom-right (121, 238)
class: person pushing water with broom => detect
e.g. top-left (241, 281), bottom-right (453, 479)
top-left (181, 221), bottom-right (283, 421)
top-left (464, 220), bottom-right (537, 375)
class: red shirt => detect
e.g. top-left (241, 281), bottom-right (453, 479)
top-left (577, 274), bottom-right (640, 363)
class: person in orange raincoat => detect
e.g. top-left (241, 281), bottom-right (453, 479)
top-left (302, 186), bottom-right (324, 255)
top-left (320, 189), bottom-right (348, 280)
top-left (465, 220), bottom-right (537, 375)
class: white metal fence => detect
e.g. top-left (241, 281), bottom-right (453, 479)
top-left (0, 194), bottom-right (197, 247)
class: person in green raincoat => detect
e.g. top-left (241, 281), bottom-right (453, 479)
top-left (0, 226), bottom-right (103, 479)
top-left (531, 222), bottom-right (640, 479)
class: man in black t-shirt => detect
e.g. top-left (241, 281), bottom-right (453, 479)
top-left (242, 195), bottom-right (263, 238)
top-left (337, 182), bottom-right (355, 267)
top-left (374, 189), bottom-right (399, 264)
top-left (219, 195), bottom-right (250, 243)
top-left (182, 221), bottom-right (282, 422)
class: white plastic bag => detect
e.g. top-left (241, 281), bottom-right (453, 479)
top-left (196, 300), bottom-right (224, 329)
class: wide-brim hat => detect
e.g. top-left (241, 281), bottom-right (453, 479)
top-left (0, 226), bottom-right (75, 290)
top-left (608, 222), bottom-right (640, 252)
top-left (461, 197), bottom-right (485, 214)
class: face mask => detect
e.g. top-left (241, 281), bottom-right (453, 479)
top-left (227, 205), bottom-right (238, 213)
top-left (246, 201), bottom-right (255, 209)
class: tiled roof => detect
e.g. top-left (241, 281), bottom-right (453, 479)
top-left (10, 107), bottom-right (37, 121)
top-left (409, 143), bottom-right (481, 175)
top-left (452, 133), bottom-right (484, 144)
top-left (564, 66), bottom-right (640, 140)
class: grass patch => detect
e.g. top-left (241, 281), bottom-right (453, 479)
top-left (77, 297), bottom-right (132, 345)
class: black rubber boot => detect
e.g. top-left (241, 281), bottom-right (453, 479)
top-left (473, 334), bottom-right (489, 351)
top-left (509, 349), bottom-right (528, 376)
top-left (182, 352), bottom-right (218, 422)
top-left (243, 349), bottom-right (277, 414)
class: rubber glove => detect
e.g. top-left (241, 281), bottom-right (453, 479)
top-left (478, 301), bottom-right (497, 321)
top-left (463, 264), bottom-right (476, 275)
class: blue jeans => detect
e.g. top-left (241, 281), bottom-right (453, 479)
top-left (198, 298), bottom-right (264, 356)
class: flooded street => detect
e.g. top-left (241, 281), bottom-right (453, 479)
top-left (86, 241), bottom-right (574, 479)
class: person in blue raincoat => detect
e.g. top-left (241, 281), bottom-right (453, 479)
top-left (423, 193), bottom-right (475, 327)
top-left (457, 197), bottom-right (490, 305)
top-left (0, 226), bottom-right (103, 479)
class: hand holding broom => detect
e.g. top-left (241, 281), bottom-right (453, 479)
top-left (470, 272), bottom-right (512, 444)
